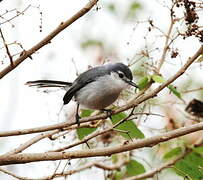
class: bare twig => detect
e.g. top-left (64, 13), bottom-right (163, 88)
top-left (182, 87), bottom-right (203, 93)
top-left (0, 121), bottom-right (203, 165)
top-left (0, 0), bottom-right (99, 79)
top-left (0, 159), bottom-right (128, 180)
top-left (0, 167), bottom-right (30, 180)
top-left (0, 5), bottom-right (31, 26)
top-left (157, 5), bottom-right (175, 71)
top-left (0, 28), bottom-right (14, 66)
top-left (3, 131), bottom-right (58, 156)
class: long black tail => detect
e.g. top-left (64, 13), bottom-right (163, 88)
top-left (25, 80), bottom-right (72, 88)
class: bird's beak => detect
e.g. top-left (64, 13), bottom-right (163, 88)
top-left (125, 79), bottom-right (139, 88)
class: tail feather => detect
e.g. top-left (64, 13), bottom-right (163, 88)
top-left (25, 80), bottom-right (72, 88)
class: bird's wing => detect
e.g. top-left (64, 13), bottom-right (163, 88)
top-left (63, 66), bottom-right (108, 105)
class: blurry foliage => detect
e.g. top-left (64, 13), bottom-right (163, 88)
top-left (137, 76), bottom-right (151, 89)
top-left (163, 147), bottom-right (183, 160)
top-left (80, 0), bottom-right (142, 55)
top-left (80, 39), bottom-right (104, 49)
top-left (126, 2), bottom-right (142, 19)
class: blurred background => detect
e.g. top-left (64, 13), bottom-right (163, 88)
top-left (0, 0), bottom-right (202, 179)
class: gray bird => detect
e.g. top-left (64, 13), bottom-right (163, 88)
top-left (26, 63), bottom-right (138, 125)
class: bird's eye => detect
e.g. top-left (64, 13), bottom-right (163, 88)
top-left (118, 72), bottom-right (124, 78)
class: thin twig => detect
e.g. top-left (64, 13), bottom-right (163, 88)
top-left (0, 0), bottom-right (99, 79)
top-left (0, 28), bottom-right (14, 66)
top-left (157, 5), bottom-right (175, 71)
top-left (2, 131), bottom-right (58, 156)
top-left (0, 5), bottom-right (31, 25)
top-left (182, 87), bottom-right (203, 93)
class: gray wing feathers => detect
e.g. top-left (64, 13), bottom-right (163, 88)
top-left (63, 66), bottom-right (108, 105)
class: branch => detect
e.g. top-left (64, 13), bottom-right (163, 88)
top-left (0, 160), bottom-right (128, 180)
top-left (0, 27), bottom-right (14, 66)
top-left (0, 121), bottom-right (203, 165)
top-left (0, 45), bottom-right (202, 137)
top-left (157, 5), bottom-right (175, 71)
top-left (0, 0), bottom-right (99, 79)
top-left (124, 154), bottom-right (184, 180)
top-left (3, 131), bottom-right (58, 156)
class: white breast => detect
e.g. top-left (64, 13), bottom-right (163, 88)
top-left (75, 73), bottom-right (129, 110)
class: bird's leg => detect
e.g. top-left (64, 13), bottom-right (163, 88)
top-left (75, 103), bottom-right (81, 126)
top-left (101, 109), bottom-right (113, 119)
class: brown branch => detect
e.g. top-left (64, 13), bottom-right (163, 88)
top-left (157, 5), bottom-right (175, 71)
top-left (0, 45), bottom-right (202, 138)
top-left (0, 160), bottom-right (128, 180)
top-left (182, 87), bottom-right (203, 93)
top-left (0, 0), bottom-right (99, 79)
top-left (0, 167), bottom-right (30, 180)
top-left (3, 131), bottom-right (58, 156)
top-left (0, 121), bottom-right (203, 165)
top-left (0, 28), bottom-right (14, 66)
top-left (1, 123), bottom-right (92, 156)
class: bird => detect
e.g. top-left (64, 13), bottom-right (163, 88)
top-left (26, 63), bottom-right (138, 125)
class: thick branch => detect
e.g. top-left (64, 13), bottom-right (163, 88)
top-left (0, 0), bottom-right (99, 79)
top-left (0, 121), bottom-right (203, 165)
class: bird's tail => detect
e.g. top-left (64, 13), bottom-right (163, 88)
top-left (25, 80), bottom-right (72, 88)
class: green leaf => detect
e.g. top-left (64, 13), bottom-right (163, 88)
top-left (126, 160), bottom-right (145, 176)
top-left (168, 85), bottom-right (182, 99)
top-left (193, 146), bottom-right (203, 155)
top-left (111, 112), bottom-right (145, 139)
top-left (111, 170), bottom-right (126, 180)
top-left (138, 76), bottom-right (150, 89)
top-left (107, 3), bottom-right (116, 14)
top-left (81, 39), bottom-right (103, 49)
top-left (127, 2), bottom-right (142, 18)
top-left (80, 109), bottom-right (94, 118)
top-left (151, 75), bottom-right (166, 83)
top-left (151, 74), bottom-right (182, 99)
top-left (111, 154), bottom-right (118, 164)
top-left (174, 152), bottom-right (203, 180)
top-left (76, 109), bottom-right (97, 140)
top-left (77, 127), bottom-right (97, 140)
top-left (163, 147), bottom-right (182, 159)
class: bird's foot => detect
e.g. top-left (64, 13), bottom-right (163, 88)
top-left (101, 109), bottom-right (113, 119)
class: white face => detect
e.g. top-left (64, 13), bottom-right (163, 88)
top-left (110, 71), bottom-right (130, 90)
